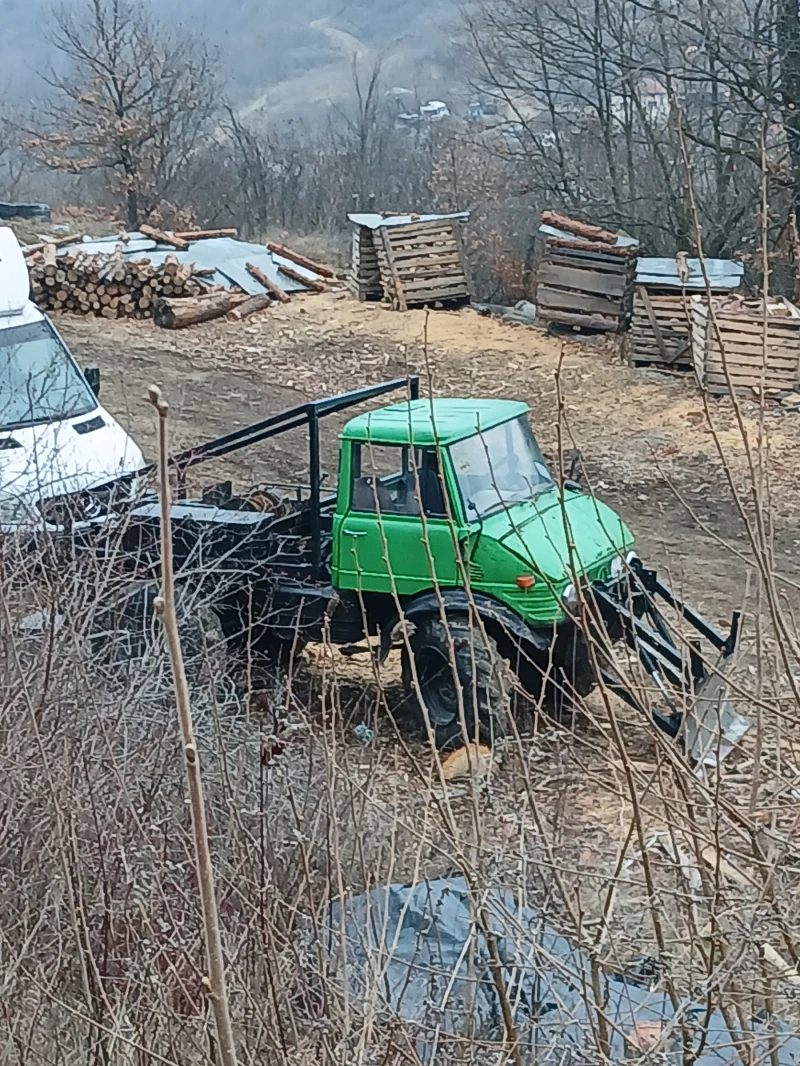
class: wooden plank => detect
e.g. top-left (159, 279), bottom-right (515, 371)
top-left (391, 250), bottom-right (463, 267)
top-left (545, 236), bottom-right (635, 258)
top-left (543, 247), bottom-right (630, 270)
top-left (384, 222), bottom-right (455, 240)
top-left (537, 284), bottom-right (622, 317)
top-left (538, 307), bottom-right (618, 330)
top-left (538, 262), bottom-right (625, 297)
top-left (379, 227), bottom-right (407, 311)
top-left (636, 285), bottom-right (671, 363)
top-left (401, 275), bottom-right (469, 294)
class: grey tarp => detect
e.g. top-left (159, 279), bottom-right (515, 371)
top-left (328, 877), bottom-right (800, 1064)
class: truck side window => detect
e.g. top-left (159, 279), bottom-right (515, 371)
top-left (350, 445), bottom-right (447, 517)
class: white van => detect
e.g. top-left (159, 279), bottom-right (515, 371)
top-left (0, 228), bottom-right (145, 531)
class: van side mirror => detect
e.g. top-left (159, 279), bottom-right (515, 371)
top-left (84, 367), bottom-right (100, 397)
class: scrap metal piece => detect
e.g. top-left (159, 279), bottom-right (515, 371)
top-left (684, 661), bottom-right (752, 766)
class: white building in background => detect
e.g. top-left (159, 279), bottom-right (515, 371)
top-left (610, 77), bottom-right (671, 126)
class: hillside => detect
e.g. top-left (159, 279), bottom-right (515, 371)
top-left (1, 0), bottom-right (459, 121)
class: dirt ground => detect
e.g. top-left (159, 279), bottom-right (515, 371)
top-left (55, 296), bottom-right (800, 985)
top-left (59, 291), bottom-right (800, 625)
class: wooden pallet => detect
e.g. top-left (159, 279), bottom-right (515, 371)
top-left (373, 220), bottom-right (470, 310)
top-left (691, 296), bottom-right (800, 395)
top-left (348, 225), bottom-right (382, 301)
top-left (629, 288), bottom-right (697, 368)
top-left (535, 244), bottom-right (635, 331)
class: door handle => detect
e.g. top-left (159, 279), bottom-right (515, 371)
top-left (343, 529), bottom-right (367, 538)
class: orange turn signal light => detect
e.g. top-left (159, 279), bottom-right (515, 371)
top-left (516, 574), bottom-right (536, 590)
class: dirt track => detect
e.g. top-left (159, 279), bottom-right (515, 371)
top-left (59, 292), bottom-right (800, 626)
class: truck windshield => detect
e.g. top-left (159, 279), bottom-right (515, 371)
top-left (450, 416), bottom-right (554, 519)
top-left (0, 320), bottom-right (96, 430)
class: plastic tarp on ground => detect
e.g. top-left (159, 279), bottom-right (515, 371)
top-left (328, 877), bottom-right (800, 1065)
top-left (58, 233), bottom-right (322, 296)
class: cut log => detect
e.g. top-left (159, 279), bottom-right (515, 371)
top-left (267, 242), bottom-right (334, 278)
top-left (541, 211), bottom-right (618, 244)
top-left (154, 292), bottom-right (240, 329)
top-left (172, 228), bottom-right (238, 240)
top-left (22, 233), bottom-right (79, 255)
top-left (139, 224), bottom-right (189, 251)
top-left (245, 262), bottom-right (291, 303)
top-left (545, 236), bottom-right (635, 258)
top-left (229, 293), bottom-right (272, 321)
top-left (43, 244), bottom-right (57, 268)
top-left (277, 263), bottom-right (326, 292)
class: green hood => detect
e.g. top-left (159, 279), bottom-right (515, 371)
top-left (480, 488), bottom-right (633, 581)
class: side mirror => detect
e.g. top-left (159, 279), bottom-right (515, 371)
top-left (84, 367), bottom-right (100, 397)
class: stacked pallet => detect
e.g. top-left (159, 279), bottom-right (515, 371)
top-left (348, 225), bottom-right (381, 301)
top-left (692, 296), bottom-right (800, 396)
top-left (347, 211), bottom-right (471, 311)
top-left (373, 218), bottom-right (470, 310)
top-left (630, 290), bottom-right (695, 368)
top-left (535, 211), bottom-right (638, 331)
top-left (628, 257), bottom-right (744, 369)
top-left (27, 245), bottom-right (206, 319)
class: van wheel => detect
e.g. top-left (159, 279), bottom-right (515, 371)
top-left (401, 614), bottom-right (509, 750)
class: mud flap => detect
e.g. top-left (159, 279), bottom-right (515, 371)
top-left (683, 659), bottom-right (752, 766)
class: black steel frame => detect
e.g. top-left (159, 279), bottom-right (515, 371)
top-left (152, 375), bottom-right (421, 578)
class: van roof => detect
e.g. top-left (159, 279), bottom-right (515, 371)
top-left (0, 228), bottom-right (31, 318)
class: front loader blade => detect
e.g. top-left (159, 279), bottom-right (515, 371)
top-left (683, 660), bottom-right (751, 766)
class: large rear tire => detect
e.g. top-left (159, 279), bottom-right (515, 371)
top-left (401, 614), bottom-right (509, 749)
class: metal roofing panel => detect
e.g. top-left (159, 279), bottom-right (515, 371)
top-left (635, 257), bottom-right (743, 289)
top-left (56, 233), bottom-right (324, 293)
top-left (348, 211), bottom-right (470, 229)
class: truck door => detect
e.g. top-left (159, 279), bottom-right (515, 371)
top-left (333, 442), bottom-right (459, 596)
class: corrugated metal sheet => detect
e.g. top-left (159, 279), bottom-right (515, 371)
top-left (635, 257), bottom-right (743, 290)
top-left (348, 211), bottom-right (469, 229)
top-left (58, 232), bottom-right (323, 295)
top-left (539, 223), bottom-right (639, 248)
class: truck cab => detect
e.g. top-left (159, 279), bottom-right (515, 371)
top-left (332, 398), bottom-right (633, 624)
top-left (0, 228), bottom-right (145, 531)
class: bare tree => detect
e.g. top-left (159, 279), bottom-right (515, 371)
top-left (26, 0), bottom-right (220, 227)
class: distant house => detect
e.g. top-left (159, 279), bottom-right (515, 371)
top-left (610, 77), bottom-right (671, 126)
top-left (420, 100), bottom-right (449, 122)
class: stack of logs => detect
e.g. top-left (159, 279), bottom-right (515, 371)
top-left (23, 232), bottom-right (335, 329)
top-left (27, 243), bottom-right (208, 320)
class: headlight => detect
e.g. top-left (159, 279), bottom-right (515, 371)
top-left (561, 583), bottom-right (578, 609)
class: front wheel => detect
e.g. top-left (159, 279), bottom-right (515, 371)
top-left (401, 614), bottom-right (509, 750)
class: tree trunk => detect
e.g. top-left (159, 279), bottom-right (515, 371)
top-left (153, 293), bottom-right (241, 329)
top-left (266, 242), bottom-right (334, 277)
top-left (127, 187), bottom-right (139, 230)
top-left (778, 0), bottom-right (800, 243)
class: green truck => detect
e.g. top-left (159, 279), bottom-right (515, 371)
top-left (89, 376), bottom-right (741, 752)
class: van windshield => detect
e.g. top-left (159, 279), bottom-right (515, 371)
top-left (0, 320), bottom-right (96, 430)
top-left (450, 416), bottom-right (555, 519)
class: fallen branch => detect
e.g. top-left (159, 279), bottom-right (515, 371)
top-left (139, 224), bottom-right (189, 251)
top-left (277, 263), bottom-right (326, 292)
top-left (267, 242), bottom-right (334, 278)
top-left (245, 262), bottom-right (291, 303)
top-left (147, 386), bottom-right (238, 1066)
